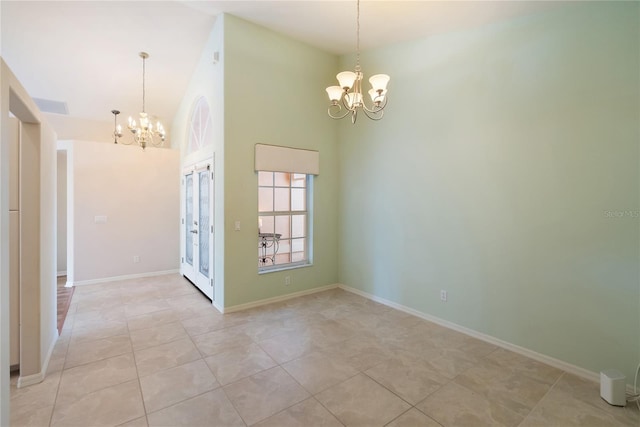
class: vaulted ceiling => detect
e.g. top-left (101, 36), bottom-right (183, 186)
top-left (0, 1), bottom-right (559, 126)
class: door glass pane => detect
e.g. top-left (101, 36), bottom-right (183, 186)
top-left (185, 174), bottom-right (193, 266)
top-left (199, 171), bottom-right (210, 277)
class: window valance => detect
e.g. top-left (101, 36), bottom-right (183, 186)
top-left (254, 144), bottom-right (319, 175)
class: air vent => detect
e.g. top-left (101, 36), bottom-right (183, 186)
top-left (33, 98), bottom-right (69, 115)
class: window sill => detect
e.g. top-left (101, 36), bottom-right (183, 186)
top-left (258, 262), bottom-right (313, 275)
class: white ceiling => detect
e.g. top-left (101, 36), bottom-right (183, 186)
top-left (0, 0), bottom-right (560, 126)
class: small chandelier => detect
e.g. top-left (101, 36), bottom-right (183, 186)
top-left (326, 0), bottom-right (390, 123)
top-left (125, 52), bottom-right (165, 149)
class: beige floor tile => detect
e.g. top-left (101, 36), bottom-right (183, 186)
top-left (192, 327), bottom-right (254, 356)
top-left (282, 351), bottom-right (359, 394)
top-left (453, 358), bottom-right (553, 416)
top-left (139, 359), bottom-right (219, 413)
top-left (315, 373), bottom-right (411, 426)
top-left (65, 334), bottom-right (133, 369)
top-left (51, 380), bottom-right (145, 426)
top-left (520, 382), bottom-right (625, 426)
top-left (254, 397), bottom-right (343, 427)
top-left (523, 373), bottom-right (639, 427)
top-left (127, 309), bottom-right (180, 331)
top-left (307, 319), bottom-right (356, 348)
top-left (385, 408), bottom-right (441, 427)
top-left (57, 353), bottom-right (138, 406)
top-left (180, 312), bottom-right (231, 336)
top-left (165, 292), bottom-right (210, 309)
top-left (257, 332), bottom-right (319, 364)
top-left (134, 337), bottom-right (202, 378)
top-left (321, 334), bottom-right (392, 372)
top-left (422, 348), bottom-right (480, 379)
top-left (173, 303), bottom-right (221, 321)
top-left (204, 342), bottom-right (277, 385)
top-left (130, 321), bottom-right (188, 351)
top-left (124, 299), bottom-right (171, 318)
top-left (70, 321), bottom-right (129, 344)
top-left (118, 415), bottom-right (149, 427)
top-left (484, 348), bottom-right (563, 385)
top-left (365, 355), bottom-right (448, 405)
top-left (146, 389), bottom-right (244, 427)
top-left (223, 366), bottom-right (310, 425)
top-left (416, 382), bottom-right (523, 427)
top-left (10, 371), bottom-right (61, 422)
top-left (10, 404), bottom-right (54, 427)
top-left (229, 317), bottom-right (308, 342)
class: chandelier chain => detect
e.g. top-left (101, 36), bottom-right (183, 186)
top-left (142, 54), bottom-right (146, 113)
top-left (356, 0), bottom-right (360, 69)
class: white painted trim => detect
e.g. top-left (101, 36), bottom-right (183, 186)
top-left (17, 329), bottom-right (57, 388)
top-left (64, 281), bottom-right (73, 288)
top-left (56, 271), bottom-right (66, 277)
top-left (72, 269), bottom-right (179, 287)
top-left (212, 300), bottom-right (224, 314)
top-left (222, 283), bottom-right (339, 314)
top-left (338, 284), bottom-right (602, 385)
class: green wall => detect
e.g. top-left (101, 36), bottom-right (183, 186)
top-left (338, 2), bottom-right (640, 381)
top-left (223, 15), bottom-right (339, 307)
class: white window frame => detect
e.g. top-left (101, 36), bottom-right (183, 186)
top-left (258, 171), bottom-right (313, 273)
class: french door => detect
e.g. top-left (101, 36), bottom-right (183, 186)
top-left (181, 160), bottom-right (214, 300)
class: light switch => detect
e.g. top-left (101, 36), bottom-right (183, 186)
top-left (234, 221), bottom-right (241, 231)
top-left (94, 215), bottom-right (107, 224)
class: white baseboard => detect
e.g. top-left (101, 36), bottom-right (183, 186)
top-left (338, 283), bottom-right (602, 385)
top-left (56, 271), bottom-right (67, 277)
top-left (71, 269), bottom-right (179, 287)
top-left (17, 330), bottom-right (58, 388)
top-left (222, 283), bottom-right (339, 314)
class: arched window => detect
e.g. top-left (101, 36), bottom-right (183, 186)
top-left (187, 96), bottom-right (213, 154)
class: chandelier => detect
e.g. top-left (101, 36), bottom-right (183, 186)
top-left (326, 0), bottom-right (390, 123)
top-left (124, 52), bottom-right (165, 149)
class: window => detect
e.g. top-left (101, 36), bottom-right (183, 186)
top-left (258, 171), bottom-right (311, 270)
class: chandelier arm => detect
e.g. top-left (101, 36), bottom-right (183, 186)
top-left (328, 104), bottom-right (350, 120)
top-left (362, 95), bottom-right (388, 114)
top-left (362, 108), bottom-right (384, 121)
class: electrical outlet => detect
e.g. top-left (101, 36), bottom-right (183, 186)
top-left (440, 290), bottom-right (447, 302)
top-left (285, 276), bottom-right (291, 286)
top-left (133, 255), bottom-right (140, 263)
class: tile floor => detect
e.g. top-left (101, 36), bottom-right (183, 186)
top-left (9, 274), bottom-right (640, 426)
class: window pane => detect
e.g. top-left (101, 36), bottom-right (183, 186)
top-left (258, 171), bottom-right (273, 186)
top-left (291, 251), bottom-right (305, 262)
top-left (274, 188), bottom-right (290, 212)
top-left (258, 188), bottom-right (273, 212)
top-left (275, 215), bottom-right (290, 239)
top-left (292, 173), bottom-right (306, 188)
top-left (275, 253), bottom-right (291, 264)
top-left (291, 214), bottom-right (306, 238)
top-left (259, 216), bottom-right (274, 234)
top-left (291, 188), bottom-right (306, 211)
top-left (274, 172), bottom-right (290, 187)
top-left (291, 238), bottom-right (305, 253)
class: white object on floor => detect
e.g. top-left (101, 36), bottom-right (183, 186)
top-left (600, 369), bottom-right (626, 406)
